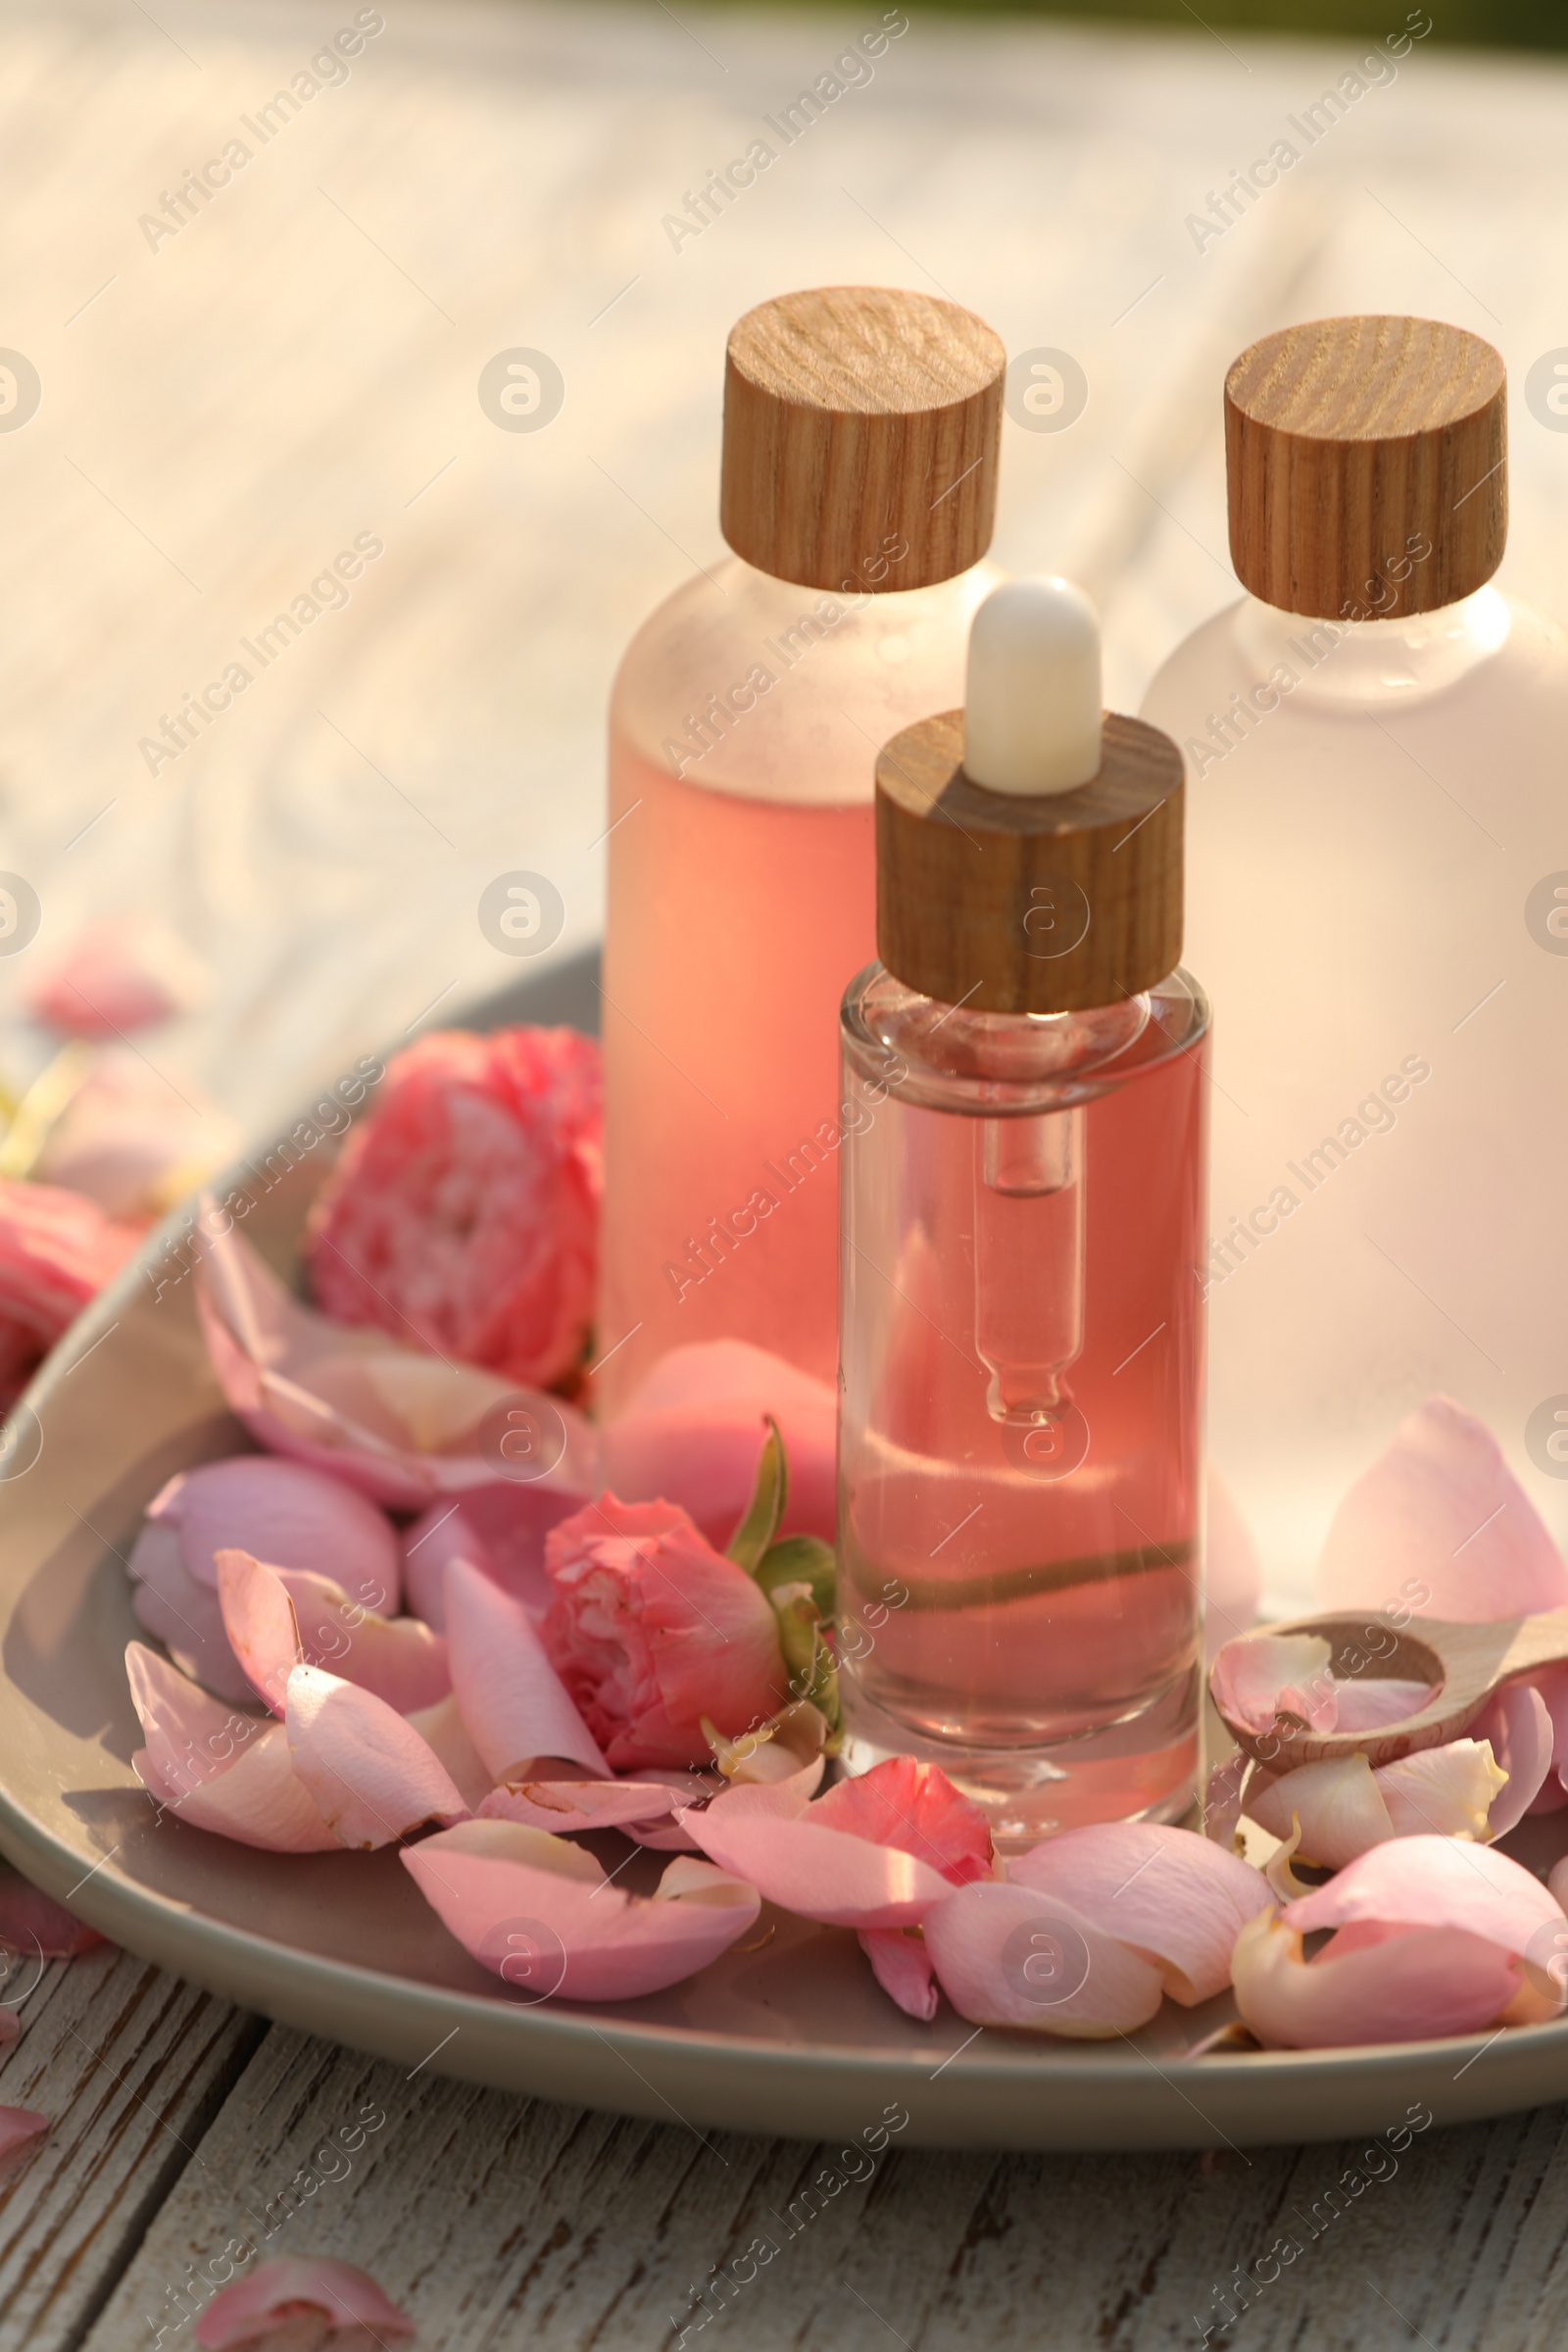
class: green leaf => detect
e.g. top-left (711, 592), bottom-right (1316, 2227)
top-left (726, 1415), bottom-right (788, 1575)
top-left (754, 1534), bottom-right (835, 1619)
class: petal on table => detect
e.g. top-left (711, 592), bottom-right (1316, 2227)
top-left (808, 1756), bottom-right (993, 1885)
top-left (1375, 1740), bottom-right (1507, 1842)
top-left (477, 1778), bottom-right (677, 1834)
top-left (1008, 1823), bottom-right (1271, 2005)
top-left (922, 1880), bottom-right (1165, 2036)
top-left (445, 1555), bottom-right (607, 1779)
top-left (1316, 1395), bottom-right (1568, 1622)
top-left (1209, 1631), bottom-right (1336, 1737)
top-left (1232, 1908), bottom-right (1524, 2048)
top-left (194, 2256), bottom-right (414, 2348)
top-left (127, 1522), bottom-right (256, 1704)
top-left (1245, 1756), bottom-right (1396, 1870)
top-left (149, 1454), bottom-right (401, 1610)
top-left (0, 2107), bottom-right (47, 2179)
top-left (284, 1664), bottom-right (466, 1848)
top-left (600, 1339), bottom-right (837, 1547)
top-left (858, 1927), bottom-right (939, 2022)
top-left (1470, 1680), bottom-right (1558, 1834)
top-left (403, 1820), bottom-right (760, 2000)
top-left (0, 1861), bottom-right (103, 1959)
top-left (682, 1799), bottom-right (954, 1930)
top-left (273, 1566), bottom-right (450, 1712)
top-left (214, 1549), bottom-right (302, 1716)
top-left (405, 1692), bottom-right (495, 1812)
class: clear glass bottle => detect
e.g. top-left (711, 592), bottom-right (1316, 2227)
top-left (596, 288), bottom-right (1005, 1413)
top-left (1141, 316), bottom-right (1568, 1605)
top-left (838, 580), bottom-right (1208, 1844)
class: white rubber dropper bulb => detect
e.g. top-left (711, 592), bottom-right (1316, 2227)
top-left (962, 575), bottom-right (1103, 797)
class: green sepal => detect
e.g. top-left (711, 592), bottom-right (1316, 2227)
top-left (726, 1416), bottom-right (787, 1575)
top-left (769, 1586), bottom-right (842, 1751)
top-left (753, 1534), bottom-right (835, 1619)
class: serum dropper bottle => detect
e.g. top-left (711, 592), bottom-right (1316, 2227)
top-left (837, 578), bottom-right (1209, 1844)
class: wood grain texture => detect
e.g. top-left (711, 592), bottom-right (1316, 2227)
top-left (68, 2021), bottom-right (1568, 2351)
top-left (720, 288), bottom-right (1004, 590)
top-left (1225, 317), bottom-right (1506, 619)
top-left (0, 1943), bottom-right (264, 2352)
top-left (876, 709), bottom-right (1184, 1012)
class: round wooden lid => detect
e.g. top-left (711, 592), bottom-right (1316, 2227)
top-left (720, 287), bottom-right (1004, 592)
top-left (875, 710), bottom-right (1184, 1015)
top-left (1225, 316), bottom-right (1506, 619)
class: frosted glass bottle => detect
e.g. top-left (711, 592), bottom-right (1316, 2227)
top-left (839, 580), bottom-right (1206, 1843)
top-left (597, 288), bottom-right (1005, 1412)
top-left (1141, 315), bottom-right (1568, 1603)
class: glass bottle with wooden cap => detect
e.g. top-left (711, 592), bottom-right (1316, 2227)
top-left (838, 577), bottom-right (1208, 1842)
top-left (597, 287), bottom-right (1005, 1411)
top-left (1142, 315), bottom-right (1568, 1609)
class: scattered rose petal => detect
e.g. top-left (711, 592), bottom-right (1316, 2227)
top-left (542, 1494), bottom-right (788, 1770)
top-left (706, 1698), bottom-right (829, 1787)
top-left (858, 1927), bottom-right (939, 2022)
top-left (600, 1340), bottom-right (836, 1546)
top-left (0, 1176), bottom-right (136, 1406)
top-left (284, 1664), bottom-right (466, 1848)
top-left (1326, 1679), bottom-right (1435, 1733)
top-left (128, 1522), bottom-right (255, 1703)
top-left (683, 1782), bottom-right (954, 1931)
top-left (305, 1024), bottom-right (601, 1392)
top-left (0, 2107), bottom-right (47, 2179)
top-left (404, 1820), bottom-right (760, 1999)
top-left (274, 1567), bottom-right (450, 1713)
top-left (1317, 1396), bottom-right (1568, 1621)
top-left (148, 1456), bottom-right (401, 1610)
top-left (808, 1757), bottom-right (993, 1886)
top-left (922, 1881), bottom-right (1165, 2036)
top-left (1204, 1461), bottom-right (1261, 1657)
top-left (446, 1556), bottom-right (607, 1779)
top-left (477, 1779), bottom-right (677, 1834)
top-left (194, 2255), bottom-right (414, 2348)
top-left (405, 1692), bottom-right (494, 1812)
top-left (1008, 1824), bottom-right (1271, 2005)
top-left (194, 1210), bottom-right (597, 1511)
top-left (0, 1860), bottom-right (103, 1958)
top-left (126, 1642), bottom-right (336, 1852)
top-left (214, 1549), bottom-right (303, 1715)
top-left (28, 915), bottom-right (209, 1036)
top-left (1247, 1740), bottom-right (1512, 1868)
top-left (1210, 1631), bottom-right (1336, 1737)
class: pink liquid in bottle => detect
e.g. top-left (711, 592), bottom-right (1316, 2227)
top-left (596, 555), bottom-right (998, 1410)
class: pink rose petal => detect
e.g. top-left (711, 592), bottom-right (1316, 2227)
top-left (808, 1757), bottom-right (992, 1886)
top-left (284, 1664), bottom-right (466, 1848)
top-left (403, 1820), bottom-right (760, 1999)
top-left (149, 1455), bottom-right (401, 1610)
top-left (405, 1692), bottom-right (495, 1812)
top-left (446, 1555), bottom-right (607, 1779)
top-left (600, 1339), bottom-right (837, 1546)
top-left (0, 1861), bottom-right (103, 1959)
top-left (0, 2106), bottom-right (48, 2178)
top-left (1329, 1678), bottom-right (1436, 1732)
top-left (194, 1210), bottom-right (597, 1511)
top-left (194, 2255), bottom-right (414, 2348)
top-left (858, 1927), bottom-right (939, 2022)
top-left (128, 1523), bottom-right (256, 1703)
top-left (401, 1486), bottom-right (577, 1629)
top-left (1245, 1755), bottom-right (1396, 1868)
top-left (1209, 1631), bottom-right (1337, 1738)
top-left (1009, 1824), bottom-right (1270, 2005)
top-left (214, 1549), bottom-right (303, 1716)
top-left (1317, 1395), bottom-right (1568, 1621)
top-left (477, 1779), bottom-right (677, 1834)
top-left (683, 1796), bottom-right (953, 1930)
top-left (1285, 1831), bottom-right (1564, 1960)
top-left (1232, 1909), bottom-right (1526, 2048)
top-left (28, 915), bottom-right (209, 1036)
top-left (922, 1880), bottom-right (1165, 2035)
top-left (126, 1642), bottom-right (336, 1853)
top-left (274, 1567), bottom-right (450, 1713)
top-left (0, 1176), bottom-right (136, 1405)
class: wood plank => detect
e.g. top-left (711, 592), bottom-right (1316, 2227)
top-left (70, 2018), bottom-right (1568, 2351)
top-left (0, 1944), bottom-right (263, 2352)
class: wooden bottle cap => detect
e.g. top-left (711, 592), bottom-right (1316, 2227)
top-left (720, 287), bottom-right (1004, 592)
top-left (1226, 316), bottom-right (1506, 619)
top-left (875, 710), bottom-right (1184, 1015)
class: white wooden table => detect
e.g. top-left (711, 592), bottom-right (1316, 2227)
top-left (4, 2), bottom-right (1568, 2341)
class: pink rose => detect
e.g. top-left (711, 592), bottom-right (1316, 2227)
top-left (0, 1177), bottom-right (136, 1405)
top-left (306, 1025), bottom-right (600, 1391)
top-left (542, 1494), bottom-right (789, 1769)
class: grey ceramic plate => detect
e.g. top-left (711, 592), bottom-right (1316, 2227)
top-left (0, 949), bottom-right (1566, 2152)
